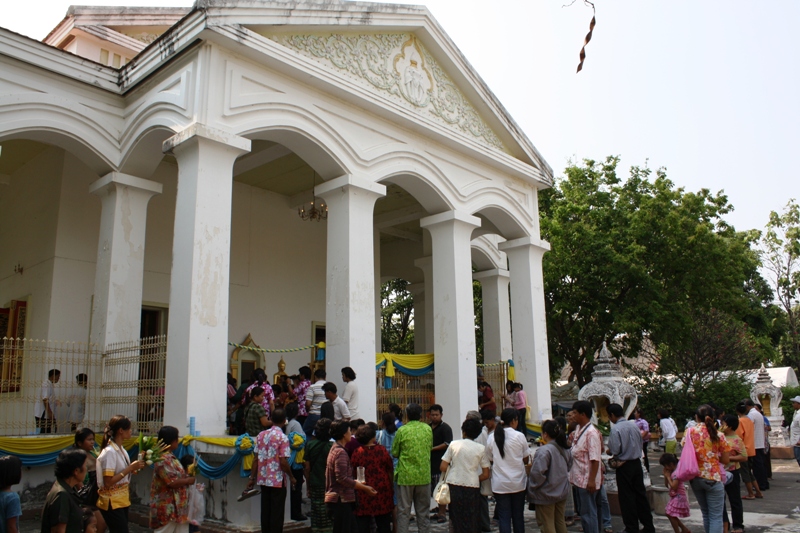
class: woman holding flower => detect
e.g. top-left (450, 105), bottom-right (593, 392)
top-left (96, 415), bottom-right (146, 533)
top-left (150, 426), bottom-right (196, 533)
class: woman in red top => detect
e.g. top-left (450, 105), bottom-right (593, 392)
top-left (351, 425), bottom-right (394, 533)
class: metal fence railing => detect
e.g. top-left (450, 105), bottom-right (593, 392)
top-left (478, 361), bottom-right (509, 409)
top-left (102, 335), bottom-right (167, 434)
top-left (0, 337), bottom-right (103, 436)
top-left (375, 366), bottom-right (436, 417)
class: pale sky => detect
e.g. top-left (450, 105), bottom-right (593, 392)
top-left (4, 0), bottom-right (798, 233)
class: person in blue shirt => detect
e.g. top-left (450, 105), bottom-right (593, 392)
top-left (0, 455), bottom-right (22, 533)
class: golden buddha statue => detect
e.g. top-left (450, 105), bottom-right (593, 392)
top-left (274, 357), bottom-right (289, 385)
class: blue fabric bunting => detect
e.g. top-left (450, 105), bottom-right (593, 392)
top-left (0, 449), bottom-right (64, 467)
top-left (175, 443), bottom-right (244, 480)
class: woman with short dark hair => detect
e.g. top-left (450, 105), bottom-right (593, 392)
top-left (42, 449), bottom-right (88, 533)
top-left (73, 428), bottom-right (106, 532)
top-left (324, 421), bottom-right (377, 533)
top-left (150, 426), bottom-right (196, 533)
top-left (439, 418), bottom-right (490, 533)
top-left (351, 425), bottom-right (394, 533)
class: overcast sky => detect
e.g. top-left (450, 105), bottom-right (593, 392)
top-left (4, 0), bottom-right (798, 233)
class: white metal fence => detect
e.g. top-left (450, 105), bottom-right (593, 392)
top-left (0, 337), bottom-right (103, 435)
top-left (103, 335), bottom-right (167, 434)
top-left (0, 335), bottom-right (167, 436)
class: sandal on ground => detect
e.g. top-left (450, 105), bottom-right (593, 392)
top-left (436, 515), bottom-right (447, 523)
top-left (741, 495), bottom-right (755, 500)
top-left (603, 528), bottom-right (613, 533)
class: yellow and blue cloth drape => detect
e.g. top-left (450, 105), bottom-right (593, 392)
top-left (375, 353), bottom-right (435, 388)
top-left (0, 434), bottom-right (255, 480)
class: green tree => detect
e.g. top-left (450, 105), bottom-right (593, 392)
top-left (380, 279), bottom-right (414, 354)
top-left (760, 199), bottom-right (800, 371)
top-left (540, 157), bottom-right (769, 385)
top-left (474, 279), bottom-right (484, 364)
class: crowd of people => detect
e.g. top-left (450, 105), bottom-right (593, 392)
top-left (4, 364), bottom-right (800, 533)
top-left (652, 397), bottom-right (800, 533)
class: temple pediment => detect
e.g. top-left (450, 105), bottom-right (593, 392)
top-left (262, 32), bottom-right (508, 154)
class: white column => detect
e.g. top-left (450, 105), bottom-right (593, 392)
top-left (90, 172), bottom-right (162, 347)
top-left (419, 211), bottom-right (481, 423)
top-left (316, 175), bottom-right (386, 422)
top-left (162, 124), bottom-right (250, 435)
top-left (374, 229), bottom-right (382, 353)
top-left (407, 283), bottom-right (426, 354)
top-left (498, 236), bottom-right (552, 422)
top-left (89, 172), bottom-right (162, 422)
top-left (413, 256), bottom-right (434, 353)
top-left (472, 269), bottom-right (512, 364)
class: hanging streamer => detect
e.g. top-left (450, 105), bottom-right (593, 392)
top-left (228, 342), bottom-right (322, 353)
top-left (507, 359), bottom-right (516, 381)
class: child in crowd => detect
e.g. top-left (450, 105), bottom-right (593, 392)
top-left (0, 455), bottom-right (22, 533)
top-left (82, 507), bottom-right (98, 533)
top-left (179, 456), bottom-right (205, 533)
top-left (272, 384), bottom-right (288, 410)
top-left (659, 453), bottom-right (691, 533)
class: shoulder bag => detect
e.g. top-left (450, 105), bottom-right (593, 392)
top-left (434, 461), bottom-right (451, 505)
top-left (674, 427), bottom-right (700, 482)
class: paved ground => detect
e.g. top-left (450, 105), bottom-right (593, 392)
top-left (20, 455), bottom-right (800, 533)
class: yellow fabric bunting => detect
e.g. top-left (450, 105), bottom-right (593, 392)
top-left (375, 353), bottom-right (434, 377)
top-left (0, 436), bottom-right (138, 456)
top-left (180, 435), bottom-right (238, 448)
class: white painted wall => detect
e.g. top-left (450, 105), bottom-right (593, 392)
top-left (1, 145), bottom-right (328, 410)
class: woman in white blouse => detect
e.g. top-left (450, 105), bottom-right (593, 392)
top-left (96, 415), bottom-right (145, 533)
top-left (439, 418), bottom-right (490, 533)
top-left (484, 408), bottom-right (531, 533)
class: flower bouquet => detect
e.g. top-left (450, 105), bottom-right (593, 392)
top-left (137, 434), bottom-right (170, 465)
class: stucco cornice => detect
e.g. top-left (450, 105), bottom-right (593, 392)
top-left (0, 28), bottom-right (120, 91)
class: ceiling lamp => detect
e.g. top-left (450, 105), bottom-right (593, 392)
top-left (298, 170), bottom-right (328, 222)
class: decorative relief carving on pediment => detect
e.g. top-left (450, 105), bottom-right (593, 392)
top-left (127, 32), bottom-right (161, 44)
top-left (269, 33), bottom-right (508, 153)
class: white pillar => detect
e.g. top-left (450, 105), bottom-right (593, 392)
top-left (498, 236), bottom-right (552, 422)
top-left (89, 172), bottom-right (162, 422)
top-left (419, 211), bottom-right (481, 423)
top-left (472, 269), bottom-right (512, 364)
top-left (413, 256), bottom-right (434, 353)
top-left (374, 229), bottom-right (382, 353)
top-left (89, 172), bottom-right (162, 347)
top-left (407, 283), bottom-right (426, 354)
top-left (162, 124), bottom-right (250, 435)
top-left (316, 175), bottom-right (386, 422)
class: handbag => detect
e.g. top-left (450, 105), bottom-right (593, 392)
top-left (433, 465), bottom-right (451, 505)
top-left (674, 428), bottom-right (700, 482)
top-left (76, 470), bottom-right (99, 506)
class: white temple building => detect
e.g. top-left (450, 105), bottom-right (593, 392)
top-left (0, 0), bottom-right (554, 444)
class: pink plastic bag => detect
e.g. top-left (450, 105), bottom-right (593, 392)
top-left (674, 428), bottom-right (700, 482)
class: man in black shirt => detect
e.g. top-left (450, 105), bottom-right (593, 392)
top-left (429, 404), bottom-right (452, 523)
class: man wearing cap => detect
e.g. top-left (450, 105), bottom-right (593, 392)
top-left (790, 396), bottom-right (800, 480)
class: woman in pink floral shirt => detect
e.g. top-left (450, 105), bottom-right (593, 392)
top-left (681, 405), bottom-right (730, 533)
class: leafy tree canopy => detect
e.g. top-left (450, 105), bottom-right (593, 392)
top-left (759, 199), bottom-right (800, 370)
top-left (540, 157), bottom-right (775, 385)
